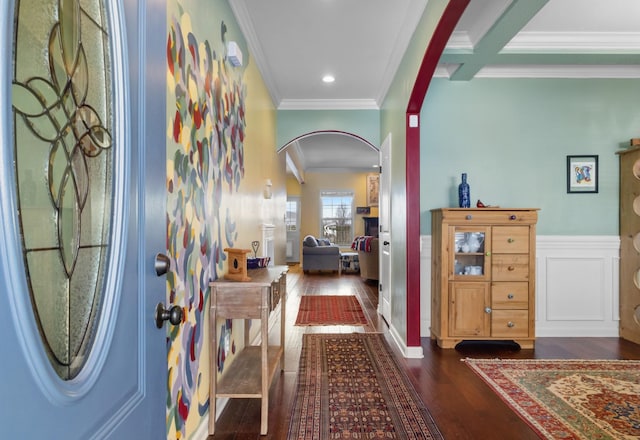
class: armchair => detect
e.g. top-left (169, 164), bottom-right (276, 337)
top-left (352, 236), bottom-right (379, 281)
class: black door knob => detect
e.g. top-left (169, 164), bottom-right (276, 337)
top-left (155, 303), bottom-right (182, 328)
top-left (155, 253), bottom-right (171, 276)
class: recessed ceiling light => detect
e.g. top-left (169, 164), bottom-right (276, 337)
top-left (322, 75), bottom-right (335, 83)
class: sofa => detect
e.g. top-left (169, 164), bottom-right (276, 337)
top-left (302, 235), bottom-right (341, 273)
top-left (352, 236), bottom-right (379, 281)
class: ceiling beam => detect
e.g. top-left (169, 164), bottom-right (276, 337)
top-left (447, 0), bottom-right (549, 80)
top-left (285, 151), bottom-right (305, 184)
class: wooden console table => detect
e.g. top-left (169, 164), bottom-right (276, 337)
top-left (208, 266), bottom-right (287, 436)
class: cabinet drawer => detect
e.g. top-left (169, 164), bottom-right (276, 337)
top-left (492, 282), bottom-right (528, 309)
top-left (492, 254), bottom-right (529, 281)
top-left (492, 226), bottom-right (529, 253)
top-left (213, 287), bottom-right (264, 319)
top-left (440, 209), bottom-right (538, 225)
top-left (492, 310), bottom-right (528, 338)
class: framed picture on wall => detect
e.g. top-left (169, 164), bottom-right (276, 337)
top-left (366, 174), bottom-right (380, 206)
top-left (567, 155), bottom-right (598, 193)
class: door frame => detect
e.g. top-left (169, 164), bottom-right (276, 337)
top-left (378, 133), bottom-right (391, 322)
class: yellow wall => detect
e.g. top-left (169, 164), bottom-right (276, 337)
top-left (165, 1), bottom-right (283, 438)
top-left (230, 43), bottom-right (286, 262)
top-left (286, 174), bottom-right (302, 196)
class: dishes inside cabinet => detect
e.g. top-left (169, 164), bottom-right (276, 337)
top-left (455, 232), bottom-right (484, 253)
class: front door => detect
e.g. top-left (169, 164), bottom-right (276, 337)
top-left (0, 1), bottom-right (167, 438)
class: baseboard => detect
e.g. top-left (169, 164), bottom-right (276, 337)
top-left (192, 397), bottom-right (228, 440)
top-left (536, 323), bottom-right (619, 337)
top-left (388, 322), bottom-right (424, 359)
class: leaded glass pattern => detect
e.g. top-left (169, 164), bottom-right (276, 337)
top-left (12, 0), bottom-right (113, 380)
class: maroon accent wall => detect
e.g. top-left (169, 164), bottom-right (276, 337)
top-left (405, 0), bottom-right (470, 347)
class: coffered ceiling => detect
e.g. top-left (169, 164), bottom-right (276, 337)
top-left (229, 0), bottom-right (640, 174)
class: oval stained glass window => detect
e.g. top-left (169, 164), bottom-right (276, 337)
top-left (12, 0), bottom-right (113, 380)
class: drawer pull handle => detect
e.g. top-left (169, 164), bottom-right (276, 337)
top-left (466, 215), bottom-right (473, 220)
top-left (485, 251), bottom-right (491, 256)
top-left (484, 307), bottom-right (492, 314)
top-left (509, 215), bottom-right (517, 220)
top-left (507, 293), bottom-right (514, 299)
top-left (507, 238), bottom-right (514, 243)
top-left (508, 266), bottom-right (515, 271)
top-left (507, 321), bottom-right (515, 328)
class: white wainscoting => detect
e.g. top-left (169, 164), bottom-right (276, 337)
top-left (420, 235), bottom-right (620, 338)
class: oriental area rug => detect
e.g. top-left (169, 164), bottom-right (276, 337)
top-left (294, 295), bottom-right (369, 327)
top-left (287, 333), bottom-right (444, 440)
top-left (464, 358), bottom-right (640, 440)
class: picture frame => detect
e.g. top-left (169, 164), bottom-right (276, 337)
top-left (567, 155), bottom-right (598, 193)
top-left (366, 174), bottom-right (379, 207)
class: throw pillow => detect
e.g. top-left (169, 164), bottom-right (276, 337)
top-left (303, 235), bottom-right (318, 247)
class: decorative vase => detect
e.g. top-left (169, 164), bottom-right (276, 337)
top-left (458, 173), bottom-right (470, 208)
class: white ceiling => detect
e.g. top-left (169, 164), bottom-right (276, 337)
top-left (230, 0), bottom-right (640, 174)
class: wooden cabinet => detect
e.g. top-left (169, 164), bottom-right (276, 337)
top-left (208, 266), bottom-right (287, 436)
top-left (431, 208), bottom-right (538, 349)
top-left (617, 146), bottom-right (640, 345)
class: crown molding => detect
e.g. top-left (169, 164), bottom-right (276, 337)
top-left (374, 0), bottom-right (428, 105)
top-left (448, 30), bottom-right (640, 51)
top-left (506, 31), bottom-right (640, 51)
top-left (476, 65), bottom-right (640, 78)
top-left (228, 0), bottom-right (281, 106)
top-left (278, 99), bottom-right (379, 110)
top-left (435, 63), bottom-right (640, 79)
top-left (305, 166), bottom-right (379, 173)
top-left (446, 31), bottom-right (474, 49)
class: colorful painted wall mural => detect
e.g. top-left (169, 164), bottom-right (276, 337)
top-left (165, 3), bottom-right (246, 437)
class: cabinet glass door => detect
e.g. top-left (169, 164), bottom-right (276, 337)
top-left (450, 226), bottom-right (490, 280)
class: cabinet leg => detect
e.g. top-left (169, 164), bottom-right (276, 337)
top-left (260, 399), bottom-right (268, 435)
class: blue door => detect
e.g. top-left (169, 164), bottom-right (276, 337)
top-left (0, 0), bottom-right (168, 438)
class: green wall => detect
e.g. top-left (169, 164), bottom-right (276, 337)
top-left (277, 109), bottom-right (379, 148)
top-left (421, 78), bottom-right (640, 235)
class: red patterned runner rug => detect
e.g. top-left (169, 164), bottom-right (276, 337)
top-left (295, 295), bottom-right (369, 326)
top-left (464, 358), bottom-right (640, 439)
top-left (287, 333), bottom-right (444, 440)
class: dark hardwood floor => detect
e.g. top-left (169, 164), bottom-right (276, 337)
top-left (207, 265), bottom-right (640, 439)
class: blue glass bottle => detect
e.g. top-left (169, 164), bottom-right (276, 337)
top-left (458, 173), bottom-right (470, 208)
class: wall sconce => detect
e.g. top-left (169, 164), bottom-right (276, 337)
top-left (227, 41), bottom-right (243, 67)
top-left (263, 179), bottom-right (273, 199)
